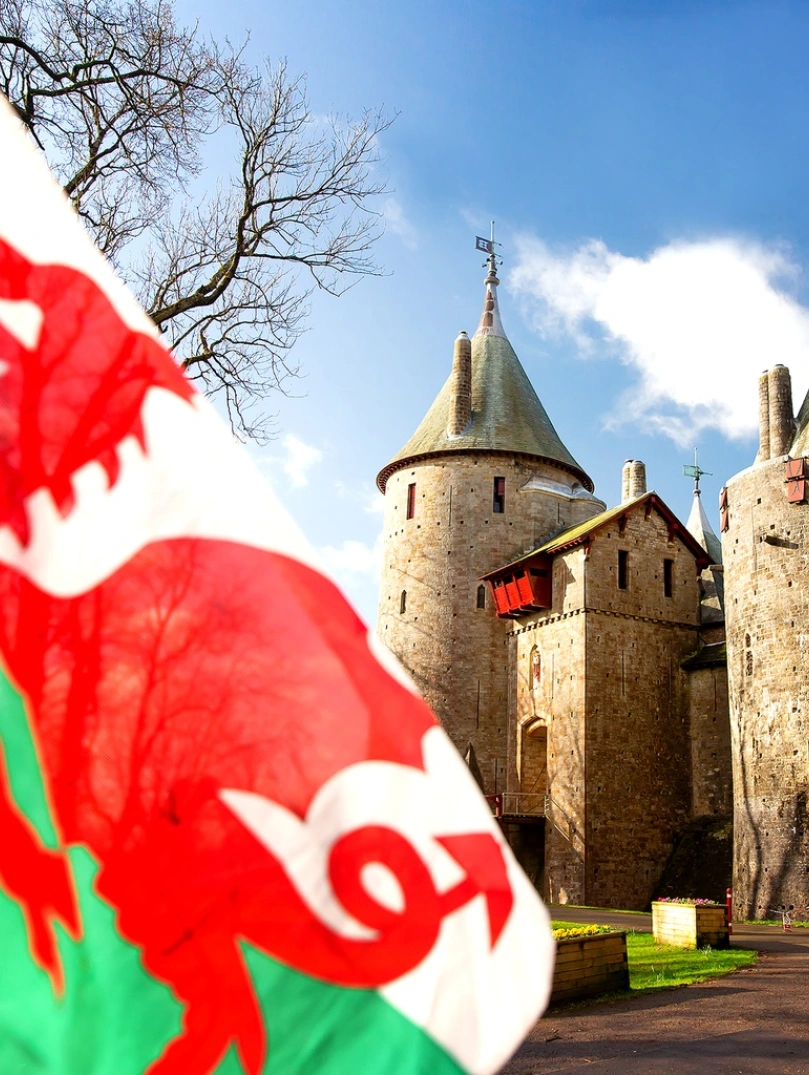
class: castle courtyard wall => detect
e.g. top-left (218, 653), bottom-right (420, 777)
top-left (508, 549), bottom-right (588, 903)
top-left (723, 455), bottom-right (809, 919)
top-left (686, 663), bottom-right (731, 817)
top-left (509, 504), bottom-right (703, 909)
top-left (584, 507), bottom-right (699, 908)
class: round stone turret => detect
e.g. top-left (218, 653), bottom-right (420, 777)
top-left (723, 363), bottom-right (809, 918)
top-left (376, 261), bottom-right (604, 792)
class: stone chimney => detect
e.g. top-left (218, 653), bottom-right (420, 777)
top-left (447, 330), bottom-right (472, 437)
top-left (757, 371), bottom-right (771, 462)
top-left (622, 459), bottom-right (646, 501)
top-left (768, 364), bottom-right (794, 458)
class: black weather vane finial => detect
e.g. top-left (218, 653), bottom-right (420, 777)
top-left (474, 221), bottom-right (503, 274)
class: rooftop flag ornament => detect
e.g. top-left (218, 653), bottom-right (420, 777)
top-left (0, 94), bottom-right (554, 1075)
top-left (475, 222), bottom-right (503, 268)
top-left (683, 447), bottom-right (713, 495)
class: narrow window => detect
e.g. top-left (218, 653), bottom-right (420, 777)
top-left (476, 584), bottom-right (486, 610)
top-left (531, 648), bottom-right (541, 689)
top-left (664, 558), bottom-right (674, 598)
top-left (406, 483), bottom-right (416, 520)
top-left (399, 590), bottom-right (407, 614)
top-left (617, 550), bottom-right (628, 590)
top-left (493, 476), bottom-right (505, 513)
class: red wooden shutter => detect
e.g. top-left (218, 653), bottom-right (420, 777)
top-left (785, 459), bottom-right (807, 503)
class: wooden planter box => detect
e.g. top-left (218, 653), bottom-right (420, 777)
top-left (651, 902), bottom-right (729, 949)
top-left (550, 931), bottom-right (629, 1004)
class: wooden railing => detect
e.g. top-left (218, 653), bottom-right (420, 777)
top-left (486, 792), bottom-right (546, 818)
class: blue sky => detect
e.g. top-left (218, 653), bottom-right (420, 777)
top-left (176, 0), bottom-right (809, 623)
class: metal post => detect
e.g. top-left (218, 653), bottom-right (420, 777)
top-left (726, 887), bottom-right (733, 935)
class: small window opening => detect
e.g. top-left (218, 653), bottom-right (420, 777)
top-left (406, 483), bottom-right (416, 520)
top-left (476, 584), bottom-right (486, 610)
top-left (493, 476), bottom-right (505, 513)
top-left (664, 558), bottom-right (674, 598)
top-left (618, 550), bottom-right (628, 590)
top-left (399, 590), bottom-right (407, 614)
top-left (531, 648), bottom-right (541, 689)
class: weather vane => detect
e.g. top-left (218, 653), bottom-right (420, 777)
top-left (475, 220), bottom-right (503, 271)
top-left (682, 447), bottom-right (712, 495)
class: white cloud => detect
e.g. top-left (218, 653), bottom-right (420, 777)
top-left (334, 479), bottom-right (385, 514)
top-left (509, 235), bottom-right (809, 446)
top-left (383, 198), bottom-right (418, 250)
top-left (319, 533), bottom-right (382, 582)
top-left (277, 433), bottom-right (323, 488)
top-left (363, 490), bottom-right (386, 515)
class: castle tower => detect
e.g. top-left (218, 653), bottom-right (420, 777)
top-left (723, 363), bottom-right (809, 919)
top-left (376, 250), bottom-right (604, 793)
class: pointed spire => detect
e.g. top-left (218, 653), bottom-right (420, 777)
top-left (686, 486), bottom-right (722, 565)
top-left (474, 221), bottom-right (506, 339)
top-left (376, 226), bottom-right (595, 494)
top-left (683, 448), bottom-right (721, 562)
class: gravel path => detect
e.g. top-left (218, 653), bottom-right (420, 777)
top-left (499, 906), bottom-right (809, 1075)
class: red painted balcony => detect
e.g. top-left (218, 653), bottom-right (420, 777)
top-left (487, 557), bottom-right (552, 618)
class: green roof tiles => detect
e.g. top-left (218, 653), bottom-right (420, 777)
top-left (481, 491), bottom-right (712, 578)
top-left (480, 499), bottom-right (633, 578)
top-left (377, 324), bottom-right (593, 493)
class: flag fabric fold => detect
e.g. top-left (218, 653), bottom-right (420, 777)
top-left (0, 93), bottom-right (554, 1075)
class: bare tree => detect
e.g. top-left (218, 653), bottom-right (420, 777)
top-left (0, 0), bottom-right (389, 439)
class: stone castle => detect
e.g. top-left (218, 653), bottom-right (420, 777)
top-left (377, 250), bottom-right (807, 919)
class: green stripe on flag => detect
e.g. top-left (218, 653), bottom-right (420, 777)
top-left (0, 663), bottom-right (58, 850)
top-left (0, 841), bottom-right (465, 1074)
top-left (223, 945), bottom-right (467, 1075)
top-left (0, 663), bottom-right (465, 1075)
top-left (0, 846), bottom-right (183, 1074)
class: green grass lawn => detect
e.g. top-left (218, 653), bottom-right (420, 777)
top-left (746, 918), bottom-right (809, 928)
top-left (551, 921), bottom-right (757, 995)
top-left (626, 931), bottom-right (756, 991)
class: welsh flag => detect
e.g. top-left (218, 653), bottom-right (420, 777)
top-left (0, 94), bottom-right (554, 1075)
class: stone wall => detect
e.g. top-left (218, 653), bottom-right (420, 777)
top-left (584, 609), bottom-right (694, 908)
top-left (687, 663), bottom-right (731, 817)
top-left (378, 452), bottom-right (602, 794)
top-left (723, 453), bottom-right (809, 919)
top-left (514, 599), bottom-right (588, 905)
top-left (508, 503), bottom-right (703, 909)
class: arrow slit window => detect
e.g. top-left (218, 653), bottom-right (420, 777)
top-left (493, 477), bottom-right (505, 513)
top-left (664, 558), bottom-right (674, 598)
top-left (618, 550), bottom-right (629, 590)
top-left (406, 483), bottom-right (416, 519)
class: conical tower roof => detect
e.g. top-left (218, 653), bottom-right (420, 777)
top-left (377, 259), bottom-right (593, 492)
top-left (686, 490), bottom-right (722, 565)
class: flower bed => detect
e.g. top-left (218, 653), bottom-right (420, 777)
top-left (651, 900), bottom-right (729, 949)
top-left (550, 929), bottom-right (629, 1004)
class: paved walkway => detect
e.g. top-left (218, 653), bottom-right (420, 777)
top-left (499, 906), bottom-right (809, 1075)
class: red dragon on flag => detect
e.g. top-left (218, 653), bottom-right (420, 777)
top-left (0, 94), bottom-right (554, 1075)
